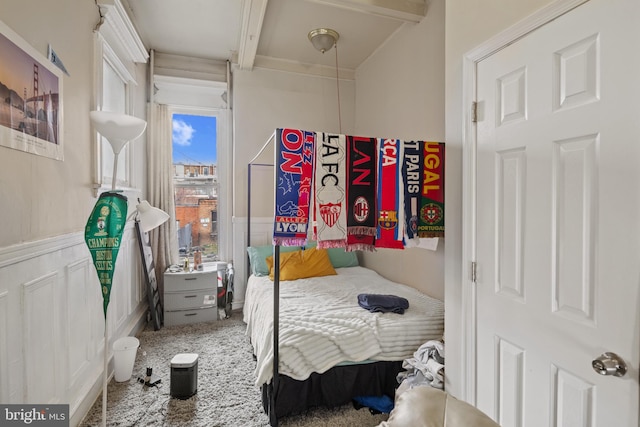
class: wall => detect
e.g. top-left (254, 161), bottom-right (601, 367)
top-left (444, 0), bottom-right (555, 400)
top-left (0, 1), bottom-right (96, 245)
top-left (0, 1), bottom-right (148, 247)
top-left (231, 66), bottom-right (355, 307)
top-left (353, 0), bottom-right (445, 301)
top-left (353, 0), bottom-right (558, 398)
top-left (232, 66), bottom-right (355, 218)
top-left (0, 1), bottom-right (150, 425)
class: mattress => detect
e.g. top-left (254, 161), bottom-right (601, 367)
top-left (243, 266), bottom-right (444, 387)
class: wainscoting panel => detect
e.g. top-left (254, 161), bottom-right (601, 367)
top-left (112, 229), bottom-right (135, 333)
top-left (0, 226), bottom-right (148, 423)
top-left (0, 291), bottom-right (8, 402)
top-left (23, 272), bottom-right (59, 404)
top-left (66, 259), bottom-right (94, 392)
top-left (232, 216), bottom-right (274, 310)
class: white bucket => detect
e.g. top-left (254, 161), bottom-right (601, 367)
top-left (113, 336), bottom-right (139, 382)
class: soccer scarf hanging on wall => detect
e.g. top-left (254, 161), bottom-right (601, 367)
top-left (345, 135), bottom-right (377, 251)
top-left (314, 132), bottom-right (347, 248)
top-left (417, 142), bottom-right (445, 238)
top-left (403, 140), bottom-right (423, 241)
top-left (376, 138), bottom-right (404, 249)
top-left (84, 191), bottom-right (128, 318)
top-left (273, 128), bottom-right (315, 246)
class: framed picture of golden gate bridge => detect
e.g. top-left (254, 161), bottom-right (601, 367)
top-left (0, 18), bottom-right (63, 161)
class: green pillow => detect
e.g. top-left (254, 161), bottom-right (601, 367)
top-left (304, 241), bottom-right (359, 268)
top-left (247, 245), bottom-right (300, 276)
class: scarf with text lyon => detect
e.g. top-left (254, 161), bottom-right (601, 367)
top-left (273, 128), bottom-right (315, 246)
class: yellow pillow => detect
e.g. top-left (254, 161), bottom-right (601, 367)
top-left (266, 247), bottom-right (337, 281)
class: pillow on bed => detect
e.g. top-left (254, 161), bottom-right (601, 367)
top-left (266, 247), bottom-right (337, 281)
top-left (247, 245), bottom-right (299, 276)
top-left (304, 241), bottom-right (359, 268)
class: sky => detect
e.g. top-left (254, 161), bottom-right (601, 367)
top-left (172, 114), bottom-right (217, 164)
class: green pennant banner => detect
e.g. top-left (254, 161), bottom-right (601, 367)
top-left (84, 191), bottom-right (128, 318)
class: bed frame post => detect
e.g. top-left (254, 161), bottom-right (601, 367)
top-left (269, 244), bottom-right (281, 427)
top-left (271, 129), bottom-right (280, 427)
top-left (247, 132), bottom-right (280, 426)
top-left (247, 163), bottom-right (252, 280)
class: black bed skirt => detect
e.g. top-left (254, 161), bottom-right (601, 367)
top-left (261, 360), bottom-right (403, 420)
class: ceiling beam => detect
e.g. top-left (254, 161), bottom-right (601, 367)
top-left (252, 55), bottom-right (356, 81)
top-left (238, 0), bottom-right (269, 70)
top-left (306, 0), bottom-right (426, 23)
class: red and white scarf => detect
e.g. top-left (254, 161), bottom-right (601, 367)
top-left (313, 132), bottom-right (347, 248)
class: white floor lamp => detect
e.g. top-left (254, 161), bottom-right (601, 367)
top-left (90, 111), bottom-right (148, 191)
top-left (88, 111), bottom-right (146, 427)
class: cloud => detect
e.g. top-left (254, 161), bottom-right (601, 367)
top-left (173, 119), bottom-right (195, 146)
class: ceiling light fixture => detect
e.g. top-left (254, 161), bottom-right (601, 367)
top-left (308, 28), bottom-right (339, 53)
top-left (308, 28), bottom-right (342, 133)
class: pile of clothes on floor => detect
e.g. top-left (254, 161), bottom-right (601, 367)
top-left (374, 338), bottom-right (499, 427)
top-left (396, 338), bottom-right (445, 395)
top-left (352, 338), bottom-right (444, 416)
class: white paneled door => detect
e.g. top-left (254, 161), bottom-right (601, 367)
top-left (475, 0), bottom-right (639, 425)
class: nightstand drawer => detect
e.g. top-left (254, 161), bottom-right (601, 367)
top-left (164, 270), bottom-right (216, 292)
top-left (165, 289), bottom-right (216, 311)
top-left (165, 307), bottom-right (217, 326)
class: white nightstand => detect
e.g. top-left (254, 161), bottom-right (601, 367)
top-left (164, 263), bottom-right (225, 326)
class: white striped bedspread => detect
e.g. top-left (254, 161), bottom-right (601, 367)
top-left (243, 266), bottom-right (444, 387)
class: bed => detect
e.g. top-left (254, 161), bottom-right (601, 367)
top-left (242, 256), bottom-right (444, 422)
top-left (246, 129), bottom-right (445, 426)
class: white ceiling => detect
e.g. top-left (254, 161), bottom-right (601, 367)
top-left (123, 0), bottom-right (428, 74)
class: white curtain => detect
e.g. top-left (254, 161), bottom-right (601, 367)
top-left (147, 102), bottom-right (178, 300)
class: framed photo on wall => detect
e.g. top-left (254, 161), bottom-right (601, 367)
top-left (0, 18), bottom-right (63, 161)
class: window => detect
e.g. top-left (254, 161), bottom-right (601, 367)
top-left (153, 64), bottom-right (231, 263)
top-left (172, 113), bottom-right (220, 262)
top-left (92, 1), bottom-right (148, 193)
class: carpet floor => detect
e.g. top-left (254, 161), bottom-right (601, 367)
top-left (79, 314), bottom-right (389, 426)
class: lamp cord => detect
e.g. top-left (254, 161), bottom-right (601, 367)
top-left (334, 43), bottom-right (342, 134)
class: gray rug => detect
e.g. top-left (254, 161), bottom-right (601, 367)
top-left (79, 315), bottom-right (389, 426)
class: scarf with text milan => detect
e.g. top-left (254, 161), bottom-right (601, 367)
top-left (273, 128), bottom-right (315, 246)
top-left (346, 135), bottom-right (377, 251)
top-left (313, 132), bottom-right (347, 248)
top-left (376, 138), bottom-right (405, 249)
top-left (84, 191), bottom-right (128, 318)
